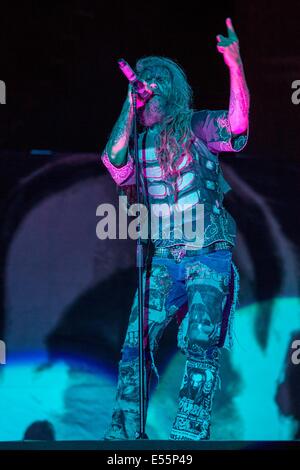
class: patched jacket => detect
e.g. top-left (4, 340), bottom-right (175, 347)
top-left (101, 110), bottom-right (248, 248)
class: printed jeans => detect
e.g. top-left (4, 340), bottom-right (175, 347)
top-left (104, 248), bottom-right (235, 440)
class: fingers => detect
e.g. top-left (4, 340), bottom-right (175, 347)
top-left (217, 34), bottom-right (229, 42)
top-left (143, 80), bottom-right (153, 93)
top-left (226, 17), bottom-right (234, 33)
top-left (226, 17), bottom-right (238, 40)
top-left (216, 34), bottom-right (231, 46)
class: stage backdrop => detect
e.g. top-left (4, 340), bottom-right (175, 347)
top-left (0, 152), bottom-right (299, 441)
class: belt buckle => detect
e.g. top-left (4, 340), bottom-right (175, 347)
top-left (170, 246), bottom-right (186, 263)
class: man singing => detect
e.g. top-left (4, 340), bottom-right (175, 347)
top-left (101, 18), bottom-right (250, 440)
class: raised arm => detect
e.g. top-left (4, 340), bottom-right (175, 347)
top-left (101, 86), bottom-right (149, 185)
top-left (216, 18), bottom-right (250, 135)
top-left (105, 91), bottom-right (134, 167)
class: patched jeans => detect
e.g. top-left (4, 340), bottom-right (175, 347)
top-left (104, 248), bottom-right (239, 441)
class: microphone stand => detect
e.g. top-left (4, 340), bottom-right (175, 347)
top-left (132, 91), bottom-right (148, 439)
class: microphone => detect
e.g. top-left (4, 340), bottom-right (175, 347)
top-left (117, 58), bottom-right (153, 101)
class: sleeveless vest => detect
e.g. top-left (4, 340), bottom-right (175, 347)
top-left (126, 129), bottom-right (236, 248)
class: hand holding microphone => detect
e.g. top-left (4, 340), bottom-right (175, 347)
top-left (118, 59), bottom-right (153, 109)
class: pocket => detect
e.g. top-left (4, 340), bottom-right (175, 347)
top-left (201, 250), bottom-right (232, 275)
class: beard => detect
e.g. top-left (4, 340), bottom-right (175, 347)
top-left (138, 95), bottom-right (168, 128)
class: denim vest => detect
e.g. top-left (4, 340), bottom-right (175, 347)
top-left (133, 130), bottom-right (236, 248)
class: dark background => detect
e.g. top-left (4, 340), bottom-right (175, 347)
top-left (0, 0), bottom-right (299, 441)
top-left (0, 0), bottom-right (299, 158)
top-left (0, 0), bottom-right (299, 266)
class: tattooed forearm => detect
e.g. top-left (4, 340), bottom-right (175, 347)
top-left (228, 62), bottom-right (250, 134)
top-left (106, 97), bottom-right (134, 167)
top-left (216, 18), bottom-right (250, 134)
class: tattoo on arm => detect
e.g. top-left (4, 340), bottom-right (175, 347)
top-left (229, 63), bottom-right (250, 134)
top-left (106, 99), bottom-right (134, 166)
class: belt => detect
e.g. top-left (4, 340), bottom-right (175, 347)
top-left (153, 241), bottom-right (232, 263)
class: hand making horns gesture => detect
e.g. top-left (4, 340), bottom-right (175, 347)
top-left (217, 18), bottom-right (242, 69)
